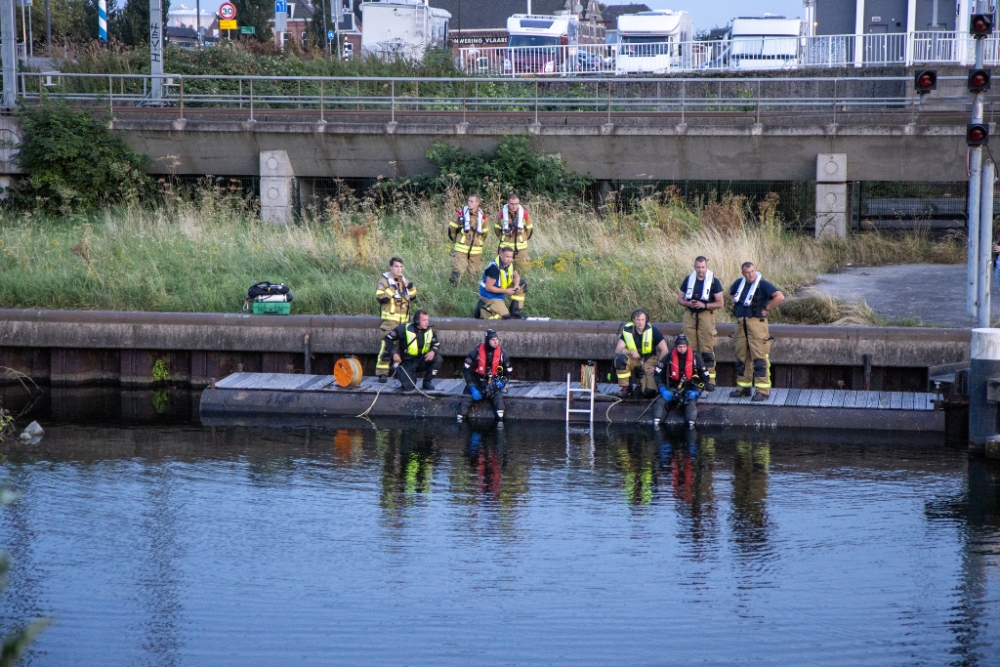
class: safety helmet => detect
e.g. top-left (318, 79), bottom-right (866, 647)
top-left (675, 334), bottom-right (689, 346)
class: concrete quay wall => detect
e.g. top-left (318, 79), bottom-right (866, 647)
top-left (0, 309), bottom-right (970, 389)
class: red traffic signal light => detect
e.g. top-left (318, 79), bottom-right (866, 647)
top-left (914, 70), bottom-right (937, 93)
top-left (971, 13), bottom-right (994, 38)
top-left (968, 123), bottom-right (989, 147)
top-left (969, 68), bottom-right (992, 93)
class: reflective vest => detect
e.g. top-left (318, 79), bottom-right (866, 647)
top-left (622, 323), bottom-right (653, 357)
top-left (450, 207), bottom-right (487, 256)
top-left (475, 343), bottom-right (503, 377)
top-left (377, 272), bottom-right (413, 324)
top-left (669, 348), bottom-right (695, 382)
top-left (496, 205), bottom-right (531, 251)
top-left (405, 325), bottom-right (433, 357)
top-left (479, 257), bottom-right (514, 300)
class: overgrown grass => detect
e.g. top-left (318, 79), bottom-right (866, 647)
top-left (0, 187), bottom-right (965, 323)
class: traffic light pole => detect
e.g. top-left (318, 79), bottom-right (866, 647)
top-left (980, 160), bottom-right (994, 328)
top-left (969, 21), bottom-right (986, 318)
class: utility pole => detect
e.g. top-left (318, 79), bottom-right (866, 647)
top-left (150, 0), bottom-right (163, 103)
top-left (44, 0), bottom-right (49, 53)
top-left (968, 4), bottom-right (988, 318)
top-left (1, 0), bottom-right (16, 108)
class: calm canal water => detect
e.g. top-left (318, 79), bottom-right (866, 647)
top-left (0, 405), bottom-right (998, 666)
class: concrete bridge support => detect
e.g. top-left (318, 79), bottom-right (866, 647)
top-left (815, 153), bottom-right (847, 239)
top-left (259, 150), bottom-right (295, 224)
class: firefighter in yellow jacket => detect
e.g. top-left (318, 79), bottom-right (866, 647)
top-left (613, 309), bottom-right (669, 398)
top-left (449, 194), bottom-right (489, 286)
top-left (375, 257), bottom-right (416, 382)
top-left (493, 192), bottom-right (533, 311)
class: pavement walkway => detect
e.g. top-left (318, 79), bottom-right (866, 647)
top-left (809, 264), bottom-right (997, 328)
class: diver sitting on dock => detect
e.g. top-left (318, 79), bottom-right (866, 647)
top-left (381, 310), bottom-right (442, 392)
top-left (459, 329), bottom-right (513, 423)
top-left (653, 334), bottom-right (709, 429)
top-left (614, 309), bottom-right (669, 398)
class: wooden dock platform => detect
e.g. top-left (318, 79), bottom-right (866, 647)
top-left (199, 373), bottom-right (944, 431)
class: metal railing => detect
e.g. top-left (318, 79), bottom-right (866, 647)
top-left (457, 31), bottom-right (1000, 76)
top-left (12, 72), bottom-right (975, 119)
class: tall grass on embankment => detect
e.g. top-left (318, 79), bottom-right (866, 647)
top-left (0, 188), bottom-right (964, 323)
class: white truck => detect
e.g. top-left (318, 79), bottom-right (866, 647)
top-left (360, 0), bottom-right (451, 61)
top-left (505, 13), bottom-right (579, 74)
top-left (615, 10), bottom-right (694, 74)
top-left (727, 16), bottom-right (804, 70)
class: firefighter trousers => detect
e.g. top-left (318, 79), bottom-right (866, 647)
top-left (733, 317), bottom-right (772, 396)
top-left (375, 320), bottom-right (397, 377)
top-left (682, 309), bottom-right (717, 382)
top-left (615, 354), bottom-right (659, 394)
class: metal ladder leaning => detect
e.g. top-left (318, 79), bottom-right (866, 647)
top-left (565, 371), bottom-right (595, 423)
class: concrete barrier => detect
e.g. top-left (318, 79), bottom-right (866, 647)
top-left (0, 308), bottom-right (970, 388)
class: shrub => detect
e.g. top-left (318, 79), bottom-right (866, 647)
top-left (10, 104), bottom-right (154, 214)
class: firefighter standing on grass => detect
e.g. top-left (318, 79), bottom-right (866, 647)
top-left (676, 256), bottom-right (723, 391)
top-left (728, 262), bottom-right (784, 402)
top-left (613, 309), bottom-right (669, 398)
top-left (493, 193), bottom-right (533, 313)
top-left (449, 194), bottom-right (489, 286)
top-left (375, 257), bottom-right (416, 383)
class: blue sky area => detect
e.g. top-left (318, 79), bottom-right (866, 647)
top-left (635, 0), bottom-right (805, 32)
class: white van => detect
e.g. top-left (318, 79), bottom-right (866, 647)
top-left (728, 16), bottom-right (804, 70)
top-left (615, 10), bottom-right (694, 74)
top-left (360, 0), bottom-right (451, 61)
top-left (505, 13), bottom-right (579, 74)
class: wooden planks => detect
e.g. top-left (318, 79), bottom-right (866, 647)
top-left (213, 373), bottom-right (941, 412)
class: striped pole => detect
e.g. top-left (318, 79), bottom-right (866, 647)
top-left (98, 0), bottom-right (107, 41)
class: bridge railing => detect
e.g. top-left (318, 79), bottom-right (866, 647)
top-left (13, 72), bottom-right (966, 118)
top-left (457, 31), bottom-right (1000, 76)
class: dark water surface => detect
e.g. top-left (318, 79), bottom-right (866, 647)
top-left (0, 413), bottom-right (998, 666)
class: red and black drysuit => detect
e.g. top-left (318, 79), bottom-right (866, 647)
top-left (654, 346), bottom-right (710, 423)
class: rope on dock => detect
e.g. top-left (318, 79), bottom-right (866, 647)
top-left (355, 365), bottom-right (441, 419)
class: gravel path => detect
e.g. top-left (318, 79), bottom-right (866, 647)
top-left (809, 264), bottom-right (997, 327)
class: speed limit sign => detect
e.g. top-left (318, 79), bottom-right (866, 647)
top-left (219, 2), bottom-right (237, 20)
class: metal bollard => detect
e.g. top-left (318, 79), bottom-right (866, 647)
top-left (969, 328), bottom-right (1000, 458)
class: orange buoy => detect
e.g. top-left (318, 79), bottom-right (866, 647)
top-left (334, 357), bottom-right (363, 387)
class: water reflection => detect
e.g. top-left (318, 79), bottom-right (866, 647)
top-left (0, 419), bottom-right (996, 667)
top-left (730, 440), bottom-right (771, 552)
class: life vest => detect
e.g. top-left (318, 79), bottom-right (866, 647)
top-left (405, 324), bottom-right (433, 357)
top-left (669, 348), bottom-right (695, 382)
top-left (498, 205), bottom-right (529, 250)
top-left (479, 257), bottom-right (515, 300)
top-left (451, 207), bottom-right (487, 255)
top-left (475, 343), bottom-right (502, 377)
top-left (379, 272), bottom-right (412, 323)
top-left (622, 323), bottom-right (653, 356)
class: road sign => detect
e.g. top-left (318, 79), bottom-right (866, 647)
top-left (220, 19), bottom-right (237, 29)
top-left (327, 29), bottom-right (334, 41)
top-left (240, 25), bottom-right (255, 34)
top-left (219, 2), bottom-right (237, 20)
top-left (274, 11), bottom-right (287, 31)
top-left (274, 0), bottom-right (287, 13)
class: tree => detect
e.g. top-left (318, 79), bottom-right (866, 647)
top-left (233, 0), bottom-right (271, 43)
top-left (12, 104), bottom-right (153, 214)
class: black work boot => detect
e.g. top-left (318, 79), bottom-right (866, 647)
top-left (449, 270), bottom-right (461, 287)
top-left (509, 302), bottom-right (525, 319)
top-left (729, 387), bottom-right (751, 398)
top-left (422, 377), bottom-right (435, 391)
top-left (378, 375), bottom-right (388, 384)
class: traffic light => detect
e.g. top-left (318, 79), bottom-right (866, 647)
top-left (971, 13), bottom-right (994, 38)
top-left (967, 123), bottom-right (989, 147)
top-left (914, 70), bottom-right (937, 93)
top-left (969, 69), bottom-right (992, 93)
